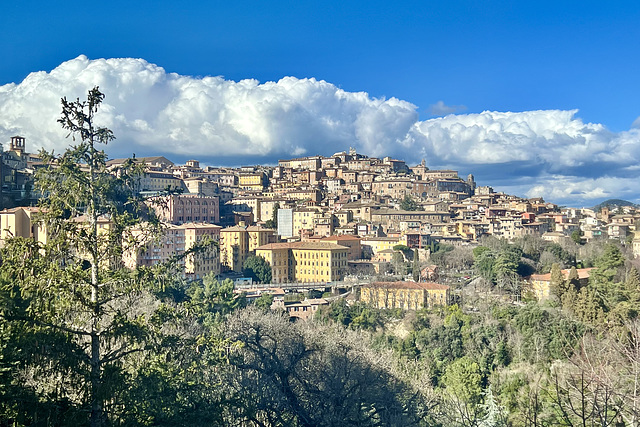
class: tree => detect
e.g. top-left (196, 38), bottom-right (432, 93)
top-left (392, 250), bottom-right (407, 275)
top-left (549, 263), bottom-right (567, 301)
top-left (264, 202), bottom-right (280, 229)
top-left (400, 195), bottom-right (420, 211)
top-left (223, 308), bottom-right (436, 426)
top-left (188, 275), bottom-right (243, 323)
top-left (571, 229), bottom-right (584, 245)
top-left (494, 249), bottom-right (520, 289)
top-left (412, 249), bottom-right (420, 281)
top-left (0, 87), bottom-right (193, 426)
top-left (474, 248), bottom-right (496, 284)
top-left (254, 293), bottom-right (274, 310)
top-left (441, 356), bottom-right (485, 426)
top-left (243, 255), bottom-right (272, 284)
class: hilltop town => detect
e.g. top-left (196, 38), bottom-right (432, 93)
top-left (2, 136), bottom-right (639, 300)
top-left (3, 122), bottom-right (640, 425)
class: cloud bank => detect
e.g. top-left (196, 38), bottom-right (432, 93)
top-left (1, 55), bottom-right (639, 206)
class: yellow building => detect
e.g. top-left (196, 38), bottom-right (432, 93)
top-left (256, 241), bottom-right (349, 284)
top-left (238, 172), bottom-right (267, 191)
top-left (361, 236), bottom-right (404, 259)
top-left (528, 268), bottom-right (593, 300)
top-left (292, 208), bottom-right (322, 237)
top-left (360, 281), bottom-right (450, 310)
top-left (0, 207), bottom-right (48, 246)
top-left (255, 243), bottom-right (292, 284)
top-left (219, 223), bottom-right (277, 273)
top-left (247, 225), bottom-right (277, 252)
top-left (183, 223), bottom-right (222, 279)
top-left (220, 224), bottom-right (250, 272)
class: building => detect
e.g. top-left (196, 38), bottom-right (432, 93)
top-left (528, 268), bottom-right (593, 300)
top-left (238, 171), bottom-right (268, 191)
top-left (124, 224), bottom-right (186, 270)
top-left (360, 281), bottom-right (450, 310)
top-left (220, 224), bottom-right (250, 272)
top-left (136, 170), bottom-right (185, 193)
top-left (219, 223), bottom-right (277, 272)
top-left (152, 194), bottom-right (220, 225)
top-left (272, 298), bottom-right (329, 321)
top-left (277, 208), bottom-right (294, 238)
top-left (247, 225), bottom-right (278, 252)
top-left (255, 241), bottom-right (349, 283)
top-left (361, 236), bottom-right (404, 259)
top-left (0, 207), bottom-right (48, 246)
top-left (321, 234), bottom-right (362, 260)
top-left (124, 222), bottom-right (221, 279)
top-left (183, 223), bottom-right (222, 279)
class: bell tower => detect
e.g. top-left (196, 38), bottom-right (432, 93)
top-left (10, 136), bottom-right (25, 154)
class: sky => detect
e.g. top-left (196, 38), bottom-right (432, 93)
top-left (1, 0), bottom-right (640, 207)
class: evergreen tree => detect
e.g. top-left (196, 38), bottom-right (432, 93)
top-left (0, 87), bottom-right (217, 426)
top-left (243, 255), bottom-right (272, 284)
top-left (549, 263), bottom-right (567, 301)
top-left (400, 195), bottom-right (420, 211)
top-left (412, 249), bottom-right (420, 282)
top-left (566, 266), bottom-right (581, 290)
top-left (624, 267), bottom-right (640, 304)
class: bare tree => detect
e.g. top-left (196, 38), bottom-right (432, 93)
top-left (222, 308), bottom-right (438, 426)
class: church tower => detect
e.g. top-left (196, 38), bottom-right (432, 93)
top-left (10, 136), bottom-right (25, 154)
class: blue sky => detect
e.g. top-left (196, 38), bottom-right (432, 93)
top-left (1, 1), bottom-right (640, 206)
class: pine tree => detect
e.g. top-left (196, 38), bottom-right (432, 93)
top-left (0, 87), bottom-right (180, 426)
top-left (550, 263), bottom-right (567, 301)
top-left (625, 267), bottom-right (640, 304)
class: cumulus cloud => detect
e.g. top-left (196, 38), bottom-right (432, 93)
top-left (0, 55), bottom-right (418, 160)
top-left (1, 55), bottom-right (639, 206)
top-left (428, 100), bottom-right (467, 116)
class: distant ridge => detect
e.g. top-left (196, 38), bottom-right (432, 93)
top-left (593, 198), bottom-right (637, 211)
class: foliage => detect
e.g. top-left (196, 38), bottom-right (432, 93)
top-left (571, 229), bottom-right (584, 245)
top-left (242, 255), bottom-right (272, 284)
top-left (399, 195), bottom-right (421, 211)
top-left (264, 202), bottom-right (279, 229)
top-left (0, 88), bottom-right (224, 426)
top-left (254, 293), bottom-right (274, 310)
top-left (188, 275), bottom-right (243, 324)
top-left (223, 308), bottom-right (437, 426)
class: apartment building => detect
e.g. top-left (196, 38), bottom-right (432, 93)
top-left (256, 241), bottom-right (349, 283)
top-left (152, 194), bottom-right (220, 225)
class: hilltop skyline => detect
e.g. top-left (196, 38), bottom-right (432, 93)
top-left (1, 2), bottom-right (639, 206)
top-left (1, 55), bottom-right (639, 207)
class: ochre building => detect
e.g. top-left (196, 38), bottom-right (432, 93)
top-left (360, 281), bottom-right (450, 310)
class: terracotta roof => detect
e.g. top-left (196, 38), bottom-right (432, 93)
top-left (529, 267), bottom-right (594, 281)
top-left (256, 242), bottom-right (294, 250)
top-left (322, 234), bottom-right (361, 241)
top-left (182, 223), bottom-right (222, 229)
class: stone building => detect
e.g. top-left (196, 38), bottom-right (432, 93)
top-left (360, 281), bottom-right (450, 310)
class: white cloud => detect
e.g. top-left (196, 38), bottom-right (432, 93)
top-left (1, 55), bottom-right (640, 206)
top-left (428, 100), bottom-right (467, 116)
top-left (0, 56), bottom-right (418, 160)
top-left (409, 110), bottom-right (626, 168)
top-left (523, 175), bottom-right (639, 206)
